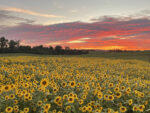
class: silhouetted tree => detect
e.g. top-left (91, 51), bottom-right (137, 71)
top-left (9, 40), bottom-right (18, 49)
top-left (18, 46), bottom-right (31, 53)
top-left (55, 45), bottom-right (63, 54)
top-left (65, 46), bottom-right (70, 51)
top-left (65, 46), bottom-right (70, 54)
top-left (16, 40), bottom-right (20, 48)
top-left (0, 36), bottom-right (89, 55)
top-left (49, 46), bottom-right (53, 54)
top-left (0, 37), bottom-right (8, 48)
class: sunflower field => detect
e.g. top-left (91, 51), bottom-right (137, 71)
top-left (0, 55), bottom-right (150, 113)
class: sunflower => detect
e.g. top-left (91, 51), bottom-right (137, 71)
top-left (77, 83), bottom-right (81, 87)
top-left (121, 86), bottom-right (125, 90)
top-left (126, 87), bottom-right (131, 93)
top-left (4, 85), bottom-right (11, 92)
top-left (132, 106), bottom-right (138, 111)
top-left (93, 89), bottom-right (98, 96)
top-left (24, 93), bottom-right (30, 99)
top-left (81, 106), bottom-right (87, 112)
top-left (28, 96), bottom-right (32, 100)
top-left (22, 90), bottom-right (27, 95)
top-left (69, 92), bottom-right (74, 97)
top-left (116, 92), bottom-right (122, 98)
top-left (82, 94), bottom-right (87, 99)
top-left (57, 111), bottom-right (62, 113)
top-left (62, 82), bottom-right (67, 87)
top-left (69, 81), bottom-right (76, 88)
top-left (86, 106), bottom-right (92, 112)
top-left (14, 109), bottom-right (19, 113)
top-left (68, 96), bottom-right (74, 103)
top-left (43, 110), bottom-right (48, 113)
top-left (144, 101), bottom-right (148, 105)
top-left (120, 106), bottom-right (127, 113)
top-left (139, 92), bottom-right (144, 98)
top-left (97, 92), bottom-right (103, 99)
top-left (138, 105), bottom-right (145, 112)
top-left (9, 94), bottom-right (15, 99)
top-left (53, 88), bottom-right (58, 93)
top-left (10, 84), bottom-right (15, 89)
top-left (37, 100), bottom-right (43, 106)
top-left (13, 105), bottom-right (19, 110)
top-left (114, 87), bottom-right (120, 92)
top-left (5, 107), bottom-right (13, 113)
top-left (108, 95), bottom-right (114, 101)
top-left (5, 95), bottom-right (9, 100)
top-left (57, 101), bottom-right (62, 107)
top-left (23, 83), bottom-right (29, 88)
top-left (128, 99), bottom-right (133, 105)
top-left (24, 108), bottom-right (29, 113)
top-left (90, 101), bottom-right (95, 105)
top-left (52, 109), bottom-right (56, 113)
top-left (118, 103), bottom-right (122, 107)
top-left (74, 94), bottom-right (78, 99)
top-left (44, 98), bottom-right (48, 102)
top-left (108, 83), bottom-right (113, 87)
top-left (104, 94), bottom-right (108, 100)
top-left (79, 99), bottom-right (84, 105)
top-left (40, 78), bottom-right (49, 87)
top-left (44, 104), bottom-right (51, 111)
top-left (63, 94), bottom-right (68, 100)
top-left (54, 96), bottom-right (62, 104)
top-left (95, 109), bottom-right (101, 113)
top-left (65, 105), bottom-right (71, 111)
top-left (26, 76), bottom-right (31, 80)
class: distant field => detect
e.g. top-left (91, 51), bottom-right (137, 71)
top-left (83, 51), bottom-right (150, 62)
top-left (0, 51), bottom-right (150, 61)
top-left (0, 52), bottom-right (150, 113)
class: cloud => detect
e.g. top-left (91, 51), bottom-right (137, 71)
top-left (1, 6), bottom-right (64, 18)
top-left (0, 16), bottom-right (150, 50)
top-left (0, 10), bottom-right (35, 25)
top-left (90, 16), bottom-right (119, 22)
top-left (45, 41), bottom-right (63, 46)
top-left (70, 10), bottom-right (78, 13)
top-left (67, 37), bottom-right (91, 43)
top-left (0, 10), bottom-right (30, 21)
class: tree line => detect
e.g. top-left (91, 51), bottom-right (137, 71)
top-left (0, 36), bottom-right (89, 55)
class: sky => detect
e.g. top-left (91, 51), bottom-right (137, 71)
top-left (0, 0), bottom-right (150, 50)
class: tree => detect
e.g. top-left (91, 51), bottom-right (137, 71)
top-left (19, 46), bottom-right (31, 53)
top-left (65, 46), bottom-right (70, 51)
top-left (65, 46), bottom-right (70, 54)
top-left (0, 37), bottom-right (8, 48)
top-left (0, 36), bottom-right (89, 55)
top-left (8, 40), bottom-right (18, 49)
top-left (16, 40), bottom-right (20, 48)
top-left (55, 45), bottom-right (63, 54)
top-left (49, 46), bottom-right (53, 54)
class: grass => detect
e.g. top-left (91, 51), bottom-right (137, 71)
top-left (0, 51), bottom-right (150, 62)
top-left (82, 51), bottom-right (150, 62)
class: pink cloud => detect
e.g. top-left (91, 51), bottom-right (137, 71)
top-left (0, 17), bottom-right (150, 50)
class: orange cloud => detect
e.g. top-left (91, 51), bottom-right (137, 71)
top-left (0, 17), bottom-right (150, 50)
top-left (2, 6), bottom-right (64, 18)
top-left (67, 38), bottom-right (91, 43)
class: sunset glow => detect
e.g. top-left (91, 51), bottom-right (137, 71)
top-left (0, 0), bottom-right (150, 50)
